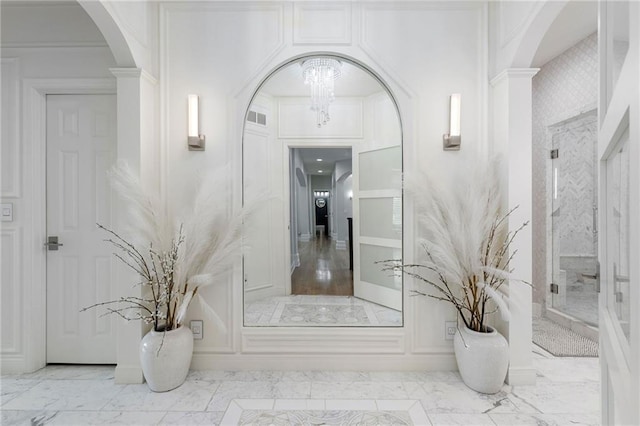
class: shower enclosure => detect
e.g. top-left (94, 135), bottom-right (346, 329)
top-left (550, 110), bottom-right (599, 327)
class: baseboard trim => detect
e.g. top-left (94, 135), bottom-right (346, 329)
top-left (299, 233), bottom-right (310, 242)
top-left (115, 364), bottom-right (144, 384)
top-left (190, 353), bottom-right (457, 371)
top-left (0, 356), bottom-right (26, 375)
top-left (335, 240), bottom-right (347, 250)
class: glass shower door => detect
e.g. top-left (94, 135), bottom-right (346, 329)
top-left (550, 112), bottom-right (599, 326)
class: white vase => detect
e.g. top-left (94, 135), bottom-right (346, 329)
top-left (139, 325), bottom-right (193, 392)
top-left (453, 324), bottom-right (509, 394)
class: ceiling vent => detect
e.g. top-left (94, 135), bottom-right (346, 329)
top-left (247, 110), bottom-right (267, 126)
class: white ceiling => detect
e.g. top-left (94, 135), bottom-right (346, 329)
top-left (296, 147), bottom-right (352, 176)
top-left (259, 59), bottom-right (385, 98)
top-left (531, 1), bottom-right (598, 67)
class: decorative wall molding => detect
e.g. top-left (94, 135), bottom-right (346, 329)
top-left (1, 58), bottom-right (21, 198)
top-left (191, 353), bottom-right (457, 372)
top-left (0, 228), bottom-right (23, 357)
top-left (490, 68), bottom-right (540, 86)
top-left (293, 3), bottom-right (352, 45)
top-left (241, 328), bottom-right (405, 354)
top-left (1, 41), bottom-right (108, 49)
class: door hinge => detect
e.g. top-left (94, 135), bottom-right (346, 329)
top-left (615, 292), bottom-right (624, 303)
top-left (550, 283), bottom-right (559, 294)
top-left (550, 149), bottom-right (559, 159)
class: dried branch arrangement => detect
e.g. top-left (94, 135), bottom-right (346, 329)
top-left (82, 162), bottom-right (245, 332)
top-left (383, 157), bottom-right (529, 333)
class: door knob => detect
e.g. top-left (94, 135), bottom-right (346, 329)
top-left (44, 236), bottom-right (64, 251)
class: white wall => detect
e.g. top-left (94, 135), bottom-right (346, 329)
top-left (0, 3), bottom-right (118, 373)
top-left (162, 1), bottom-right (488, 369)
top-left (293, 150), bottom-right (311, 241)
top-left (334, 159), bottom-right (352, 247)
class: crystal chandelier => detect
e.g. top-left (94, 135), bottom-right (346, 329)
top-left (302, 58), bottom-right (341, 127)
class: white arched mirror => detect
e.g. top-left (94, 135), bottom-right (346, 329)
top-left (243, 55), bottom-right (403, 327)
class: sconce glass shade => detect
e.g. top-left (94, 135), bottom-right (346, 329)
top-left (188, 94), bottom-right (205, 150)
top-left (443, 93), bottom-right (461, 151)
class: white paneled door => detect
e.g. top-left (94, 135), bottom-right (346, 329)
top-left (46, 95), bottom-right (117, 364)
top-left (353, 145), bottom-right (402, 311)
top-left (598, 1), bottom-right (639, 424)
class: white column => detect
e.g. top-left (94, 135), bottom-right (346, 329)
top-left (109, 67), bottom-right (158, 384)
top-left (490, 68), bottom-right (539, 386)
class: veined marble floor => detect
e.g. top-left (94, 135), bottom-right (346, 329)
top-left (244, 295), bottom-right (402, 327)
top-left (1, 347), bottom-right (600, 425)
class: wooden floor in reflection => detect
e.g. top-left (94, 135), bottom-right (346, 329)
top-left (291, 234), bottom-right (353, 296)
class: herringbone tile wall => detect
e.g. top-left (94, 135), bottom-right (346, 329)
top-left (532, 33), bottom-right (598, 306)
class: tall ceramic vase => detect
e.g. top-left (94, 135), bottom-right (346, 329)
top-left (139, 325), bottom-right (194, 392)
top-left (453, 324), bottom-right (508, 394)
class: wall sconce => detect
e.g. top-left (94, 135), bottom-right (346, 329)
top-left (188, 94), bottom-right (205, 151)
top-left (443, 93), bottom-right (461, 151)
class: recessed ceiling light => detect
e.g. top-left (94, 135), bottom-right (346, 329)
top-left (318, 170), bottom-right (323, 173)
top-left (316, 158), bottom-right (323, 162)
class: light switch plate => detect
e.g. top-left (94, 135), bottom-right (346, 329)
top-left (1, 203), bottom-right (13, 222)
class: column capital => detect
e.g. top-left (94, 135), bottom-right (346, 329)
top-left (490, 68), bottom-right (540, 86)
top-left (109, 67), bottom-right (157, 85)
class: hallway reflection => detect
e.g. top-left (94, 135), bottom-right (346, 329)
top-left (292, 233), bottom-right (353, 296)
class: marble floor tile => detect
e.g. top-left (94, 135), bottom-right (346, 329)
top-left (206, 381), bottom-right (311, 411)
top-left (273, 399), bottom-right (326, 410)
top-left (220, 398), bottom-right (427, 426)
top-left (19, 365), bottom-right (115, 381)
top-left (47, 410), bottom-right (167, 425)
top-left (245, 295), bottom-right (402, 326)
top-left (159, 410), bottom-right (224, 425)
top-left (188, 370), bottom-right (284, 382)
top-left (1, 410), bottom-right (56, 426)
top-left (428, 413), bottom-right (496, 425)
top-left (405, 380), bottom-right (532, 415)
top-left (489, 412), bottom-right (601, 426)
top-left (311, 381), bottom-right (408, 399)
top-left (0, 354), bottom-right (600, 425)
top-left (103, 380), bottom-right (219, 412)
top-left (509, 378), bottom-right (600, 414)
top-left (0, 379), bottom-right (40, 407)
top-left (369, 370), bottom-right (460, 383)
top-left (2, 379), bottom-right (123, 411)
top-left (533, 357), bottom-right (600, 383)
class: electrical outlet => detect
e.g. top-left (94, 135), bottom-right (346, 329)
top-left (445, 321), bottom-right (457, 340)
top-left (1, 203), bottom-right (13, 222)
top-left (190, 320), bottom-right (203, 340)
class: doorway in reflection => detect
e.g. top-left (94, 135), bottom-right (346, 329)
top-left (289, 148), bottom-right (353, 297)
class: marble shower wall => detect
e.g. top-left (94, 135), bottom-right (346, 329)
top-left (551, 112), bottom-right (598, 257)
top-left (532, 33), bottom-right (598, 306)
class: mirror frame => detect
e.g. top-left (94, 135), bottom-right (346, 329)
top-left (241, 53), bottom-right (405, 328)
